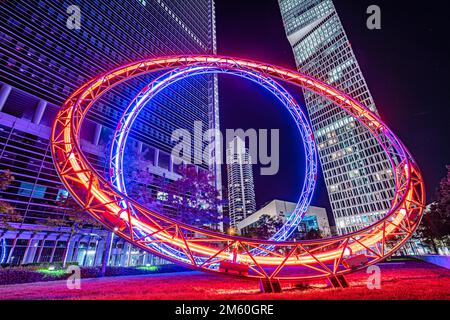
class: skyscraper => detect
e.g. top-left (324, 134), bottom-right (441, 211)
top-left (0, 0), bottom-right (219, 266)
top-left (226, 137), bottom-right (256, 227)
top-left (279, 0), bottom-right (395, 235)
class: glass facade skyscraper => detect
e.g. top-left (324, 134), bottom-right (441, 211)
top-left (279, 0), bottom-right (395, 235)
top-left (0, 0), bottom-right (219, 266)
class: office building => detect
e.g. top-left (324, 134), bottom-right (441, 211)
top-left (237, 199), bottom-right (331, 238)
top-left (279, 0), bottom-right (395, 235)
top-left (0, 0), bottom-right (219, 266)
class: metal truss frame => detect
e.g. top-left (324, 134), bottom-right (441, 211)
top-left (51, 56), bottom-right (425, 281)
top-left (109, 65), bottom-right (318, 246)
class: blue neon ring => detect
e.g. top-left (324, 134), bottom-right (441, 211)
top-left (109, 65), bottom-right (318, 260)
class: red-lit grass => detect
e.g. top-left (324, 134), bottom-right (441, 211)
top-left (0, 261), bottom-right (448, 300)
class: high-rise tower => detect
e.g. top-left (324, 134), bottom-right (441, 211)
top-left (226, 137), bottom-right (256, 227)
top-left (279, 0), bottom-right (395, 235)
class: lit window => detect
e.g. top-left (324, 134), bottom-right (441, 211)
top-left (157, 192), bottom-right (168, 201)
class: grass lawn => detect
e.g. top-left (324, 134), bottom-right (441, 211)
top-left (0, 260), bottom-right (448, 300)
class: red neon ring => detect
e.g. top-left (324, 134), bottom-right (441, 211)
top-left (51, 56), bottom-right (425, 280)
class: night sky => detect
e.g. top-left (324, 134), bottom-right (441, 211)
top-left (215, 0), bottom-right (450, 215)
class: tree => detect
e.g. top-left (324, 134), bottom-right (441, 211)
top-left (245, 214), bottom-right (284, 239)
top-left (127, 168), bottom-right (158, 209)
top-left (123, 158), bottom-right (225, 230)
top-left (0, 169), bottom-right (14, 190)
top-left (162, 165), bottom-right (223, 229)
top-left (0, 169), bottom-right (21, 231)
top-left (418, 165), bottom-right (450, 253)
top-left (302, 228), bottom-right (323, 240)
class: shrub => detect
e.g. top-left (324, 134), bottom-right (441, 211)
top-left (0, 264), bottom-right (189, 285)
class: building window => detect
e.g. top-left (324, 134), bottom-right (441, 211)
top-left (18, 182), bottom-right (46, 199)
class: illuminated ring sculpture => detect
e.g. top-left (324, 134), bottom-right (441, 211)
top-left (0, 238), bottom-right (6, 264)
top-left (51, 56), bottom-right (425, 281)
